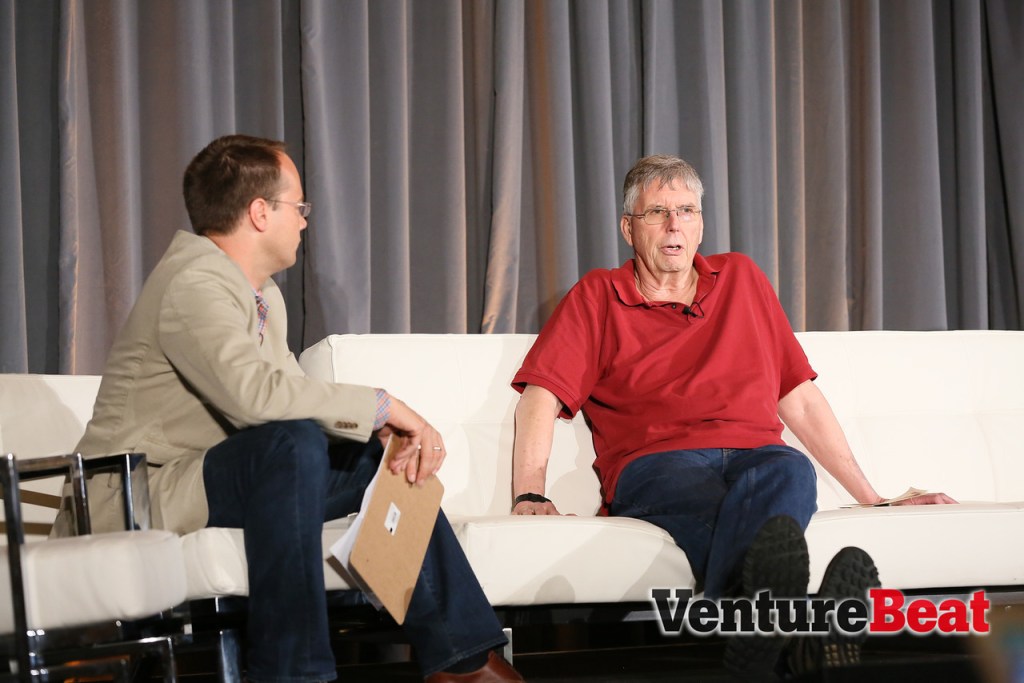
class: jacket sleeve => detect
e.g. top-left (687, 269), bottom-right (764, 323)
top-left (157, 263), bottom-right (376, 442)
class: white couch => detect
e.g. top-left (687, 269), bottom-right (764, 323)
top-left (299, 331), bottom-right (1024, 603)
top-left (0, 374), bottom-right (186, 679)
top-left (2, 331), bottom-right (1023, 626)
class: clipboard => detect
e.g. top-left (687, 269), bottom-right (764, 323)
top-left (335, 437), bottom-right (444, 624)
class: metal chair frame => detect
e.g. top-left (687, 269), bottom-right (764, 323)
top-left (0, 452), bottom-right (180, 682)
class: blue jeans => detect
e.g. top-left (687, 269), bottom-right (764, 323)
top-left (203, 420), bottom-right (506, 682)
top-left (609, 446), bottom-right (818, 599)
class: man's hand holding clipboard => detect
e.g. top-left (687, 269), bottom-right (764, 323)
top-left (376, 394), bottom-right (447, 486)
top-left (329, 436), bottom-right (445, 624)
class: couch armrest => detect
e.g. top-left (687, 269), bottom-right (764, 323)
top-left (3, 452), bottom-right (91, 536)
top-left (1, 452), bottom-right (153, 537)
top-left (81, 453), bottom-right (152, 532)
top-left (0, 452), bottom-right (180, 680)
top-left (0, 452), bottom-right (95, 627)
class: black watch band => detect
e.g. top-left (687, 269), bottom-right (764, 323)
top-left (513, 492), bottom-right (551, 508)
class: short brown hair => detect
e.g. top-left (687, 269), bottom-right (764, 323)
top-left (183, 134), bottom-right (287, 236)
top-left (622, 155), bottom-right (704, 215)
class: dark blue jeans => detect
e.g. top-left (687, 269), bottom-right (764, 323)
top-left (203, 420), bottom-right (506, 682)
top-left (609, 446), bottom-right (818, 599)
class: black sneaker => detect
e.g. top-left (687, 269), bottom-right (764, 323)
top-left (724, 515), bottom-right (810, 681)
top-left (789, 546), bottom-right (880, 674)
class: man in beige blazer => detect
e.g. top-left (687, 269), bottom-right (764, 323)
top-left (74, 135), bottom-right (523, 683)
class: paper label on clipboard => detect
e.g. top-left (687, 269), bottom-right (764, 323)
top-left (384, 502), bottom-right (401, 535)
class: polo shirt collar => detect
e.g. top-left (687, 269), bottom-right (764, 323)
top-left (611, 253), bottom-right (719, 307)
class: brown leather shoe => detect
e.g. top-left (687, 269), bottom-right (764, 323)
top-left (424, 650), bottom-right (525, 682)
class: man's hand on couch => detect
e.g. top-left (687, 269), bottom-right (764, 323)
top-left (888, 491), bottom-right (958, 505)
top-left (512, 492), bottom-right (563, 515)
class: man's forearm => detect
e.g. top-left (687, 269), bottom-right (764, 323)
top-left (512, 385), bottom-right (562, 497)
top-left (779, 380), bottom-right (882, 505)
top-left (780, 380), bottom-right (957, 507)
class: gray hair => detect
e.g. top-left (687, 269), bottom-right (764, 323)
top-left (622, 155), bottom-right (704, 215)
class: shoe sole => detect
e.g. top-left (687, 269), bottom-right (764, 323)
top-left (792, 546), bottom-right (880, 672)
top-left (724, 516), bottom-right (810, 681)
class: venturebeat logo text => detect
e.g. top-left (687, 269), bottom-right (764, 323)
top-left (650, 588), bottom-right (991, 636)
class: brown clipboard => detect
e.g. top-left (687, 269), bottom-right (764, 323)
top-left (346, 438), bottom-right (444, 624)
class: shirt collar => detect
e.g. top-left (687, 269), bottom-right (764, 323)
top-left (611, 253), bottom-right (719, 307)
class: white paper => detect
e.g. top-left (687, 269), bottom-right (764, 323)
top-left (329, 448), bottom-right (389, 610)
top-left (840, 486), bottom-right (930, 508)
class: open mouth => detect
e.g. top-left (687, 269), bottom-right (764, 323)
top-left (661, 245), bottom-right (683, 254)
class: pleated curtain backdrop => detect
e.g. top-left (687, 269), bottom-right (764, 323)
top-left (1, 0), bottom-right (1021, 375)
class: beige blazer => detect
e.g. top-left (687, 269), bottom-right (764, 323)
top-left (75, 231), bottom-right (376, 534)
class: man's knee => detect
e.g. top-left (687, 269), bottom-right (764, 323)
top-left (761, 448), bottom-right (818, 501)
top-left (204, 420), bottom-right (332, 525)
top-left (783, 449), bottom-right (816, 484)
top-left (258, 420), bottom-right (329, 468)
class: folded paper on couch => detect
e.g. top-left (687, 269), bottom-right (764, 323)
top-left (329, 437), bottom-right (444, 623)
top-left (841, 487), bottom-right (930, 508)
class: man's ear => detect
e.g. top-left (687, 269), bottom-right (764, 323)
top-left (248, 197), bottom-right (270, 233)
top-left (620, 215), bottom-right (634, 247)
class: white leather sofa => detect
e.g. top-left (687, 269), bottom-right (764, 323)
top-left (0, 374), bottom-right (186, 679)
top-left (0, 375), bottom-right (187, 624)
top-left (298, 331), bottom-right (1024, 602)
top-left (2, 331), bottom-right (1022, 634)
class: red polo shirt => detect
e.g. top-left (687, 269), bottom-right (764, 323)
top-left (511, 252), bottom-right (816, 511)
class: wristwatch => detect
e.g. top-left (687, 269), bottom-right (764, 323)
top-left (513, 492), bottom-right (551, 508)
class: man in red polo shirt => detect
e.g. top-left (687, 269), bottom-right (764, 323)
top-left (510, 154), bottom-right (954, 679)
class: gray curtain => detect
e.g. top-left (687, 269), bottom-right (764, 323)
top-left (2, 0), bottom-right (1021, 375)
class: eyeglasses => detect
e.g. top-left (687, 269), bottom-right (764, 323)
top-left (626, 206), bottom-right (702, 225)
top-left (267, 198), bottom-right (312, 218)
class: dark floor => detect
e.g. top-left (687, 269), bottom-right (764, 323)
top-left (327, 638), bottom-right (993, 683)
top-left (171, 626), bottom-right (1005, 682)
top-left (165, 595), bottom-right (1024, 682)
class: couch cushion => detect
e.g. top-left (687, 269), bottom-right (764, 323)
top-left (448, 515), bottom-right (694, 605)
top-left (0, 529), bottom-right (186, 633)
top-left (0, 374), bottom-right (101, 457)
top-left (182, 501), bottom-right (1024, 608)
top-left (805, 503), bottom-right (1024, 592)
top-left (0, 374), bottom-right (105, 533)
top-left (182, 514), bottom-right (695, 607)
top-left (181, 520), bottom-right (361, 598)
